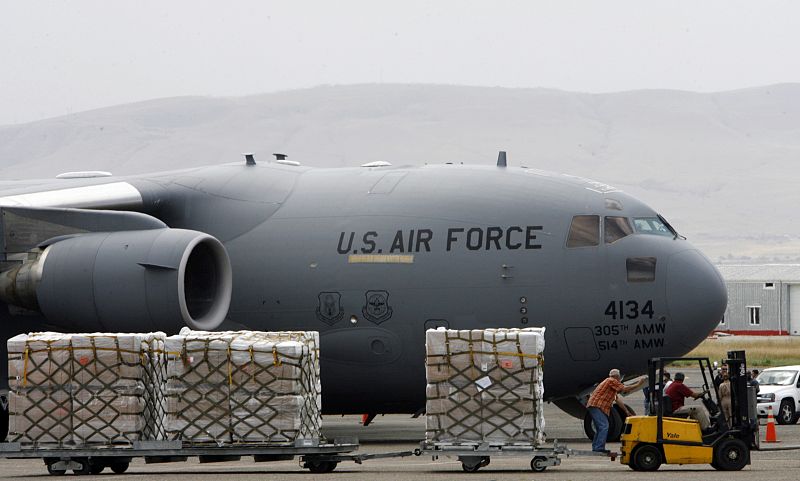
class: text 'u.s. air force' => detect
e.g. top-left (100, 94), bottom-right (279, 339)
top-left (337, 226), bottom-right (543, 254)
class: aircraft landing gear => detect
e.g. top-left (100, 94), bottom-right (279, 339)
top-left (1, 394), bottom-right (8, 442)
top-left (584, 405), bottom-right (628, 442)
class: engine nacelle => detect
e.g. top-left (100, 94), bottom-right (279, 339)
top-left (0, 229), bottom-right (232, 333)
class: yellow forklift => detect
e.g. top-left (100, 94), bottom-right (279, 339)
top-left (620, 350), bottom-right (759, 471)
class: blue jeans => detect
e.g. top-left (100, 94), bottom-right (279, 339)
top-left (588, 406), bottom-right (609, 452)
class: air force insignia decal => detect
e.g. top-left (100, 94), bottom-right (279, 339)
top-left (363, 290), bottom-right (393, 324)
top-left (316, 292), bottom-right (344, 325)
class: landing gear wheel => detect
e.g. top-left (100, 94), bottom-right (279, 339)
top-left (89, 461), bottom-right (105, 474)
top-left (530, 456), bottom-right (548, 472)
top-left (45, 460), bottom-right (66, 476)
top-left (777, 399), bottom-right (795, 425)
top-left (584, 406), bottom-right (624, 442)
top-left (460, 456), bottom-right (489, 472)
top-left (630, 444), bottom-right (662, 472)
top-left (110, 462), bottom-right (130, 474)
top-left (72, 458), bottom-right (91, 475)
top-left (304, 459), bottom-right (338, 473)
top-left (713, 438), bottom-right (749, 471)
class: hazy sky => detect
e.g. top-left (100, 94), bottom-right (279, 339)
top-left (1, 1), bottom-right (799, 125)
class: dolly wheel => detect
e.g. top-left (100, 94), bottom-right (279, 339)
top-left (630, 444), bottom-right (662, 472)
top-left (110, 462), bottom-right (130, 474)
top-left (713, 438), bottom-right (749, 471)
top-left (531, 456), bottom-right (548, 472)
top-left (72, 458), bottom-right (91, 475)
top-left (460, 456), bottom-right (489, 473)
top-left (45, 462), bottom-right (66, 476)
top-left (305, 460), bottom-right (337, 473)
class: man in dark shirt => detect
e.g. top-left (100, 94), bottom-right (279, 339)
top-left (713, 364), bottom-right (728, 388)
top-left (665, 372), bottom-right (703, 412)
top-left (665, 372), bottom-right (711, 429)
top-left (750, 370), bottom-right (760, 394)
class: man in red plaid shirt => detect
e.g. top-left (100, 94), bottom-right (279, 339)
top-left (587, 368), bottom-right (646, 452)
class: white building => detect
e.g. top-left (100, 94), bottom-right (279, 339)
top-left (716, 265), bottom-right (800, 335)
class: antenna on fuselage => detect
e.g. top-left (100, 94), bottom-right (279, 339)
top-left (243, 153), bottom-right (256, 166)
top-left (273, 153), bottom-right (287, 161)
top-left (497, 151), bottom-right (507, 167)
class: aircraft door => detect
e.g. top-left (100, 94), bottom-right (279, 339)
top-left (424, 319), bottom-right (449, 331)
top-left (564, 327), bottom-right (600, 361)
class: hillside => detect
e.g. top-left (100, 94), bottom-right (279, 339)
top-left (1, 83), bottom-right (799, 262)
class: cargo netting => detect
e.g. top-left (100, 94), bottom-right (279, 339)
top-left (425, 327), bottom-right (545, 445)
top-left (6, 329), bottom-right (322, 448)
top-left (164, 328), bottom-right (321, 445)
top-left (7, 332), bottom-right (167, 447)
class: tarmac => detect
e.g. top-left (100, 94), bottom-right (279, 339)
top-left (2, 371), bottom-right (800, 479)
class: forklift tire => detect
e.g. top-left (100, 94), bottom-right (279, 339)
top-left (776, 399), bottom-right (795, 425)
top-left (713, 438), bottom-right (748, 471)
top-left (629, 444), bottom-right (662, 472)
top-left (583, 406), bottom-right (624, 442)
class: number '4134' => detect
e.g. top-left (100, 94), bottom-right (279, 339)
top-left (605, 300), bottom-right (654, 320)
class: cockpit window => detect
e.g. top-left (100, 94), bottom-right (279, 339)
top-left (633, 217), bottom-right (674, 237)
top-left (604, 216), bottom-right (633, 244)
top-left (567, 215), bottom-right (600, 248)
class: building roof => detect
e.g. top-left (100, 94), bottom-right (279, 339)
top-left (716, 264), bottom-right (800, 282)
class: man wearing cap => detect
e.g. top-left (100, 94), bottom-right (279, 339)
top-left (665, 372), bottom-right (712, 430)
top-left (587, 368), bottom-right (646, 453)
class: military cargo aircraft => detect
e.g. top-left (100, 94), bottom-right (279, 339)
top-left (0, 153), bottom-right (727, 440)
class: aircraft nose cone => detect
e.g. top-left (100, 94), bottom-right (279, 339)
top-left (666, 249), bottom-right (727, 351)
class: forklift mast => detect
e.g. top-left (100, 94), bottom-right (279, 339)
top-left (726, 350), bottom-right (748, 429)
top-left (726, 350), bottom-right (759, 449)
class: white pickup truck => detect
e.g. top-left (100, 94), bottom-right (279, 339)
top-left (756, 365), bottom-right (800, 425)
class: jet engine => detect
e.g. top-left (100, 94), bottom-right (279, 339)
top-left (0, 228), bottom-right (232, 333)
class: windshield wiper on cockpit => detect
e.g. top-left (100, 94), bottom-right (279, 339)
top-left (658, 214), bottom-right (686, 240)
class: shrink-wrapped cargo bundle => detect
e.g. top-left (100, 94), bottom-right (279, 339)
top-left (164, 328), bottom-right (321, 445)
top-left (7, 332), bottom-right (167, 446)
top-left (425, 327), bottom-right (545, 445)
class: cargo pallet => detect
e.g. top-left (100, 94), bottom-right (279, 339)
top-left (0, 438), bottom-right (359, 475)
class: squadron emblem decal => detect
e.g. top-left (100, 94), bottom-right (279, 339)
top-left (363, 290), bottom-right (393, 324)
top-left (316, 292), bottom-right (344, 325)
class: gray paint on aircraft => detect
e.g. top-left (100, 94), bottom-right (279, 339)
top-left (0, 160), bottom-right (727, 415)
